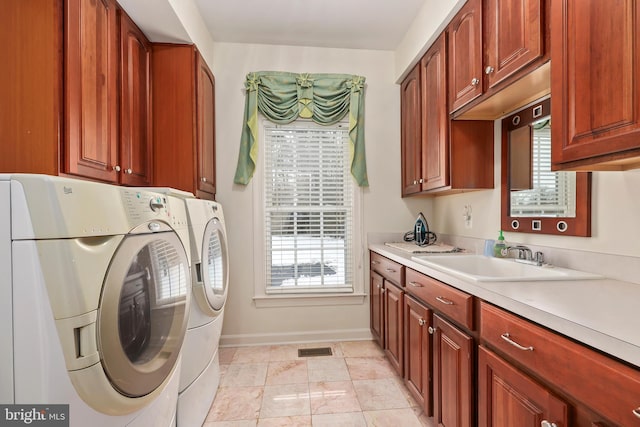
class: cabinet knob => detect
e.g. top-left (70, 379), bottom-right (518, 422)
top-left (418, 178), bottom-right (424, 183)
top-left (633, 407), bottom-right (640, 418)
top-left (113, 165), bottom-right (121, 172)
top-left (418, 318), bottom-right (426, 326)
top-left (485, 66), bottom-right (494, 75)
top-left (471, 77), bottom-right (480, 86)
top-left (201, 177), bottom-right (207, 182)
top-left (413, 180), bottom-right (418, 185)
top-left (428, 326), bottom-right (435, 334)
top-left (540, 421), bottom-right (557, 427)
top-left (125, 168), bottom-right (132, 174)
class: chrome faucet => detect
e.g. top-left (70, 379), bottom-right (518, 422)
top-left (507, 245), bottom-right (545, 266)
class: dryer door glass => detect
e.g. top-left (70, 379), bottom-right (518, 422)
top-left (98, 230), bottom-right (190, 397)
top-left (201, 217), bottom-right (228, 312)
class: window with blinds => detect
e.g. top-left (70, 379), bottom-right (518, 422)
top-left (510, 119), bottom-right (576, 217)
top-left (263, 122), bottom-right (354, 293)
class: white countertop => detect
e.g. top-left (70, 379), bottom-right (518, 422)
top-left (369, 243), bottom-right (640, 369)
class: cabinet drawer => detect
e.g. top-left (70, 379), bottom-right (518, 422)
top-left (405, 268), bottom-right (474, 330)
top-left (370, 252), bottom-right (404, 286)
top-left (481, 301), bottom-right (640, 427)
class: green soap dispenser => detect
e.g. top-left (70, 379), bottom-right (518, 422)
top-left (494, 230), bottom-right (507, 257)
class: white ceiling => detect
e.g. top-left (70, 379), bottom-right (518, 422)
top-left (193, 0), bottom-right (426, 50)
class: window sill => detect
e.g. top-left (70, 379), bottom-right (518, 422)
top-left (253, 293), bottom-right (367, 308)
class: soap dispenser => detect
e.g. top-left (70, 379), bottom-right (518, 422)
top-left (493, 230), bottom-right (507, 257)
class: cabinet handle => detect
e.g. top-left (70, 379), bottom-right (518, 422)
top-left (418, 318), bottom-right (426, 326)
top-left (633, 407), bottom-right (640, 418)
top-left (471, 77), bottom-right (480, 86)
top-left (385, 268), bottom-right (396, 273)
top-left (113, 165), bottom-right (121, 172)
top-left (381, 288), bottom-right (385, 294)
top-left (201, 177), bottom-right (207, 182)
top-left (428, 326), bottom-right (435, 334)
top-left (371, 260), bottom-right (380, 265)
top-left (125, 168), bottom-right (132, 174)
top-left (408, 281), bottom-right (423, 288)
top-left (377, 284), bottom-right (381, 289)
top-left (540, 421), bottom-right (557, 427)
top-left (435, 296), bottom-right (454, 305)
top-left (485, 66), bottom-right (494, 75)
top-left (501, 333), bottom-right (534, 351)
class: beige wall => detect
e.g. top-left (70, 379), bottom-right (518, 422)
top-left (213, 42), bottom-right (431, 345)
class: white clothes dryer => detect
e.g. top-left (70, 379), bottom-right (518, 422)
top-left (0, 174), bottom-right (192, 427)
top-left (177, 198), bottom-right (229, 427)
top-left (139, 189), bottom-right (229, 427)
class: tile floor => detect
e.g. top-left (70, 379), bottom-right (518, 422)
top-left (203, 340), bottom-right (431, 426)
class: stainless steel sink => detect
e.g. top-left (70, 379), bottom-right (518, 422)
top-left (410, 254), bottom-right (602, 282)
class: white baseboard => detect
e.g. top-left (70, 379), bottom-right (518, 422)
top-left (219, 328), bottom-right (373, 347)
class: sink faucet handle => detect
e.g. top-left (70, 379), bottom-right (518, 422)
top-left (534, 251), bottom-right (544, 265)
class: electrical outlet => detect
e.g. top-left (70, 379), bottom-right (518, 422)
top-left (463, 204), bottom-right (472, 229)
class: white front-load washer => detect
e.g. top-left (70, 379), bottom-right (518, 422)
top-left (177, 197), bottom-right (229, 427)
top-left (0, 174), bottom-right (192, 427)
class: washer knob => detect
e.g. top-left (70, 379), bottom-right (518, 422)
top-left (149, 197), bottom-right (165, 212)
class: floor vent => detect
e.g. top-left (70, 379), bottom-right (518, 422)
top-left (298, 347), bottom-right (333, 357)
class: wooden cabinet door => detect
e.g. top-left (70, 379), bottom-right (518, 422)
top-left (484, 0), bottom-right (544, 90)
top-left (448, 0), bottom-right (483, 113)
top-left (370, 271), bottom-right (384, 348)
top-left (478, 346), bottom-right (568, 427)
top-left (196, 53), bottom-right (216, 199)
top-left (119, 10), bottom-right (152, 186)
top-left (551, 0), bottom-right (640, 168)
top-left (420, 33), bottom-right (449, 191)
top-left (384, 282), bottom-right (404, 376)
top-left (433, 314), bottom-right (473, 427)
top-left (404, 295), bottom-right (433, 416)
top-left (400, 64), bottom-right (422, 197)
top-left (65, 0), bottom-right (118, 182)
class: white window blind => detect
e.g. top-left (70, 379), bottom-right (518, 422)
top-left (510, 120), bottom-right (576, 217)
top-left (263, 122), bottom-right (354, 293)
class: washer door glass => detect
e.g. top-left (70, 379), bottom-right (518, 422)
top-left (200, 217), bottom-right (228, 312)
top-left (98, 231), bottom-right (190, 397)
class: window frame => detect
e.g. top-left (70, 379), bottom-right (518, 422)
top-left (252, 117), bottom-right (365, 308)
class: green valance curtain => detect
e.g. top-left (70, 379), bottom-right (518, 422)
top-left (233, 71), bottom-right (369, 187)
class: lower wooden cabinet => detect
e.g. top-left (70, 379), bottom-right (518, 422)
top-left (478, 346), bottom-right (568, 427)
top-left (370, 271), bottom-right (384, 348)
top-left (384, 282), bottom-right (404, 376)
top-left (433, 314), bottom-right (473, 427)
top-left (404, 295), bottom-right (433, 416)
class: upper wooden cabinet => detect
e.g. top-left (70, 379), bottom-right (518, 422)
top-left (1, 1), bottom-right (152, 186)
top-left (400, 63), bottom-right (422, 196)
top-left (483, 0), bottom-right (544, 90)
top-left (64, 0), bottom-right (119, 182)
top-left (551, 0), bottom-right (640, 171)
top-left (420, 34), bottom-right (450, 192)
top-left (196, 54), bottom-right (217, 197)
top-left (450, 0), bottom-right (550, 119)
top-left (118, 9), bottom-right (153, 187)
top-left (448, 0), bottom-right (483, 113)
top-left (1, 1), bottom-right (63, 176)
top-left (152, 45), bottom-right (216, 200)
top-left (400, 32), bottom-right (494, 198)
